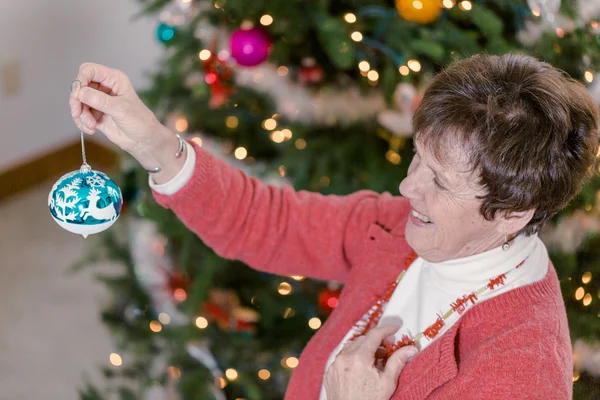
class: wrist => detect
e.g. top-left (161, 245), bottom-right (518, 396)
top-left (131, 125), bottom-right (188, 185)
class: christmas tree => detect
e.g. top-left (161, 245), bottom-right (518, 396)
top-left (77, 0), bottom-right (600, 398)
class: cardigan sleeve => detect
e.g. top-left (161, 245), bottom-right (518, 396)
top-left (151, 140), bottom-right (408, 282)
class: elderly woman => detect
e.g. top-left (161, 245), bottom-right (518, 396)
top-left (70, 53), bottom-right (598, 399)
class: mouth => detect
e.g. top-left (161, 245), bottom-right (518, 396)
top-left (411, 209), bottom-right (433, 224)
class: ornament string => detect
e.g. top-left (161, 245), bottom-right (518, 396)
top-left (70, 79), bottom-right (91, 173)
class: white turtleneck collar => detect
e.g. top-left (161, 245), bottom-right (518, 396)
top-left (425, 233), bottom-right (547, 294)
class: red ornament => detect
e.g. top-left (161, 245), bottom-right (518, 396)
top-left (168, 271), bottom-right (190, 302)
top-left (200, 40), bottom-right (235, 109)
top-left (318, 288), bottom-right (341, 314)
top-left (298, 65), bottom-right (324, 84)
top-left (201, 289), bottom-right (258, 333)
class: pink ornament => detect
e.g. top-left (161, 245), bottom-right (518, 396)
top-left (230, 27), bottom-right (271, 67)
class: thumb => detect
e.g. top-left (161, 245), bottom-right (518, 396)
top-left (383, 346), bottom-right (418, 383)
top-left (77, 86), bottom-right (119, 115)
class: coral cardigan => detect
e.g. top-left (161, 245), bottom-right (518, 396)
top-left (152, 141), bottom-right (573, 399)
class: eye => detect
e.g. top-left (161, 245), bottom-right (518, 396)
top-left (433, 177), bottom-right (446, 190)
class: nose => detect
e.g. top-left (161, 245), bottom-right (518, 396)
top-left (399, 169), bottom-right (423, 199)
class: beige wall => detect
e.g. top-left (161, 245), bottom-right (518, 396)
top-left (0, 0), bottom-right (163, 172)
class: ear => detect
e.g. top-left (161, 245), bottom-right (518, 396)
top-left (497, 209), bottom-right (536, 236)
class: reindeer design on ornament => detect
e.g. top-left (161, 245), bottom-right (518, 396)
top-left (80, 188), bottom-right (118, 222)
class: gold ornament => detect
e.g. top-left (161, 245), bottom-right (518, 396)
top-left (396, 0), bottom-right (442, 24)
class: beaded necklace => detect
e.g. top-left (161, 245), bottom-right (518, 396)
top-left (349, 251), bottom-right (527, 366)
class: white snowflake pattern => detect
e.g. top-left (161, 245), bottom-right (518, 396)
top-left (86, 175), bottom-right (106, 188)
top-left (107, 186), bottom-right (120, 201)
top-left (52, 177), bottom-right (83, 221)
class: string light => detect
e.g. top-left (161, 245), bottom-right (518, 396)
top-left (205, 72), bottom-right (218, 85)
top-left (459, 1), bottom-right (472, 11)
top-left (443, 0), bottom-right (455, 8)
top-left (253, 72), bottom-right (264, 83)
top-left (217, 377), bottom-right (227, 388)
top-left (109, 353), bottom-right (123, 367)
top-left (278, 165), bottom-right (287, 177)
top-left (584, 71), bottom-right (594, 83)
top-left (225, 369), bottom-right (239, 381)
top-left (367, 70), bottom-right (379, 82)
top-left (278, 282), bottom-right (293, 295)
top-left (283, 307), bottom-right (295, 318)
top-left (158, 312), bottom-right (171, 325)
top-left (583, 293), bottom-right (592, 306)
top-left (218, 50), bottom-right (230, 60)
top-left (344, 13), bottom-right (357, 23)
top-left (320, 176), bottom-right (331, 187)
top-left (351, 32), bottom-right (363, 42)
top-left (573, 373), bottom-right (580, 382)
top-left (386, 150), bottom-right (402, 165)
top-left (556, 28), bottom-right (565, 38)
top-left (585, 204), bottom-right (592, 212)
top-left (263, 118), bottom-right (277, 130)
top-left (173, 288), bottom-right (187, 302)
top-left (291, 275), bottom-right (305, 281)
top-left (358, 61), bottom-right (370, 72)
top-left (199, 49), bottom-right (212, 61)
top-left (531, 8), bottom-right (541, 17)
top-left (553, 43), bottom-right (561, 53)
top-left (399, 65), bottom-right (410, 75)
top-left (168, 366), bottom-right (182, 379)
top-left (285, 357), bottom-right (299, 368)
top-left (270, 131), bottom-right (284, 143)
top-left (413, 1), bottom-right (423, 10)
top-left (309, 317), bottom-right (322, 329)
top-left (260, 15), bottom-right (273, 26)
top-left (575, 287), bottom-right (585, 301)
top-left (591, 21), bottom-right (599, 29)
top-left (582, 272), bottom-right (592, 284)
top-left (175, 117), bottom-right (188, 132)
top-left (149, 320), bottom-right (162, 333)
top-left (281, 128), bottom-right (293, 140)
top-left (407, 59), bottom-right (421, 72)
top-left (226, 116), bottom-right (239, 128)
top-left (277, 66), bottom-right (289, 76)
top-left (234, 147), bottom-right (248, 160)
top-left (195, 316), bottom-right (209, 329)
top-left (192, 137), bottom-right (203, 147)
top-left (295, 139), bottom-right (307, 150)
top-left (258, 369), bottom-right (271, 380)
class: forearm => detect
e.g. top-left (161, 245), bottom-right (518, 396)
top-left (129, 124), bottom-right (187, 185)
top-left (151, 141), bottom-right (383, 282)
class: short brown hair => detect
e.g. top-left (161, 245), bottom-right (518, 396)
top-left (413, 53), bottom-right (600, 235)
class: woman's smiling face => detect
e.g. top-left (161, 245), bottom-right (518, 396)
top-left (398, 139), bottom-right (506, 263)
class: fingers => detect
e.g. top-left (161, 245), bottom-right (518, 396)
top-left (383, 346), bottom-right (418, 383)
top-left (76, 85), bottom-right (118, 116)
top-left (75, 62), bottom-right (130, 92)
top-left (69, 62), bottom-right (129, 122)
top-left (360, 325), bottom-right (401, 355)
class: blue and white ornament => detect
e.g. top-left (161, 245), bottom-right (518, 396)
top-left (53, 84), bottom-right (122, 238)
top-left (48, 165), bottom-right (122, 238)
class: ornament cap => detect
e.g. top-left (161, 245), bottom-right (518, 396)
top-left (80, 163), bottom-right (92, 173)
